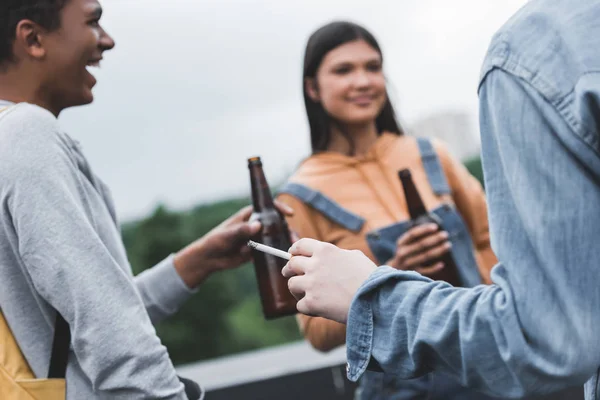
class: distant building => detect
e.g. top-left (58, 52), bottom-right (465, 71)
top-left (408, 110), bottom-right (481, 161)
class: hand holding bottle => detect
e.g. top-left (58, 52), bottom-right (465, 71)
top-left (385, 223), bottom-right (451, 277)
top-left (173, 201), bottom-right (294, 290)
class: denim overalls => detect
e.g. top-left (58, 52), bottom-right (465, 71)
top-left (280, 138), bottom-right (494, 400)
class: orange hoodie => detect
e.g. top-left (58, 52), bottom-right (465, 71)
top-left (277, 133), bottom-right (496, 352)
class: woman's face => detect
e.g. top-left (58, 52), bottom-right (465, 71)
top-left (308, 39), bottom-right (387, 126)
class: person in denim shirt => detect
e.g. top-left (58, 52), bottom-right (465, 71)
top-left (282, 0), bottom-right (598, 399)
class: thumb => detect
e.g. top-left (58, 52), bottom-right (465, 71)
top-left (247, 220), bottom-right (262, 236)
top-left (290, 230), bottom-right (300, 243)
top-left (231, 220), bottom-right (261, 241)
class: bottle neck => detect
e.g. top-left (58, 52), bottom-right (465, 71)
top-left (399, 170), bottom-right (427, 219)
top-left (249, 164), bottom-right (275, 211)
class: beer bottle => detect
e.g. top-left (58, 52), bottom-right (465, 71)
top-left (398, 169), bottom-right (461, 286)
top-left (248, 157), bottom-right (297, 319)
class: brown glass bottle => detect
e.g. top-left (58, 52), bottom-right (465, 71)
top-left (398, 169), bottom-right (461, 286)
top-left (248, 157), bottom-right (297, 319)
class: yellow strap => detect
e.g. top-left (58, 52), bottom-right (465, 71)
top-left (12, 378), bottom-right (65, 400)
top-left (0, 104), bottom-right (65, 398)
top-left (0, 312), bottom-right (34, 380)
top-left (0, 366), bottom-right (65, 399)
top-left (0, 312), bottom-right (66, 400)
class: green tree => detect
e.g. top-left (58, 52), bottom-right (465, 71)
top-left (464, 156), bottom-right (484, 187)
top-left (122, 200), bottom-right (301, 365)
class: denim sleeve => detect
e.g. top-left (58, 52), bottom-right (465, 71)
top-left (345, 68), bottom-right (600, 397)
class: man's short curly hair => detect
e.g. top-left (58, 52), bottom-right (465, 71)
top-left (0, 0), bottom-right (69, 65)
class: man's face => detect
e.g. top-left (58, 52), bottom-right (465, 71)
top-left (40, 0), bottom-right (115, 110)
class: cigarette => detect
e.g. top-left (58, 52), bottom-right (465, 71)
top-left (247, 240), bottom-right (292, 261)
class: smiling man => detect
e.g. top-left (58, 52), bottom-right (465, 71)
top-left (0, 1), bottom-right (294, 399)
top-left (0, 0), bottom-right (110, 114)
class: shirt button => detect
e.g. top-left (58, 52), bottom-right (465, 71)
top-left (346, 362), bottom-right (350, 374)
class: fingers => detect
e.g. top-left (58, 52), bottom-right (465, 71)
top-left (229, 202), bottom-right (293, 228)
top-left (287, 276), bottom-right (305, 301)
top-left (388, 225), bottom-right (452, 271)
top-left (225, 203), bottom-right (291, 242)
top-left (229, 205), bottom-right (254, 223)
top-left (225, 202), bottom-right (292, 244)
top-left (403, 241), bottom-right (451, 269)
top-left (229, 220), bottom-right (261, 243)
top-left (400, 230), bottom-right (449, 260)
top-left (415, 262), bottom-right (445, 277)
top-left (274, 200), bottom-right (295, 217)
top-left (282, 255), bottom-right (310, 278)
top-left (281, 262), bottom-right (294, 279)
top-left (289, 238), bottom-right (326, 256)
top-left (397, 223), bottom-right (439, 245)
top-left (247, 220), bottom-right (262, 236)
top-left (296, 297), bottom-right (315, 316)
top-left (289, 230), bottom-right (300, 244)
top-left (239, 244), bottom-right (252, 258)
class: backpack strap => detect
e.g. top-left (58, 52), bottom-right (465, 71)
top-left (416, 137), bottom-right (452, 196)
top-left (0, 105), bottom-right (72, 380)
top-left (48, 313), bottom-right (70, 379)
top-left (278, 182), bottom-right (365, 232)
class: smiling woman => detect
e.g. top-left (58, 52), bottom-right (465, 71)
top-left (277, 20), bottom-right (498, 400)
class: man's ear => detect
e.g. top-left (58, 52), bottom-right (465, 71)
top-left (13, 20), bottom-right (48, 60)
top-left (305, 78), bottom-right (320, 102)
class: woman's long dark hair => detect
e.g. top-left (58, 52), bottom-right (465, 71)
top-left (303, 21), bottom-right (404, 155)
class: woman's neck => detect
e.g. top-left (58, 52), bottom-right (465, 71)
top-left (327, 121), bottom-right (379, 156)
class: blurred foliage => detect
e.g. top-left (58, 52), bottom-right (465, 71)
top-left (122, 199), bottom-right (301, 366)
top-left (464, 155), bottom-right (484, 188)
top-left (122, 157), bottom-right (483, 366)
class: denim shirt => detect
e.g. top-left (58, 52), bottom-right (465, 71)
top-left (345, 0), bottom-right (600, 399)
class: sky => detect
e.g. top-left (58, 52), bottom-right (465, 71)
top-left (58, 0), bottom-right (529, 221)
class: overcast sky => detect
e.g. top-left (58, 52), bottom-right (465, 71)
top-left (58, 0), bottom-right (528, 221)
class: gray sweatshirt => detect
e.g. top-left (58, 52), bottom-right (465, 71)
top-left (0, 101), bottom-right (195, 399)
